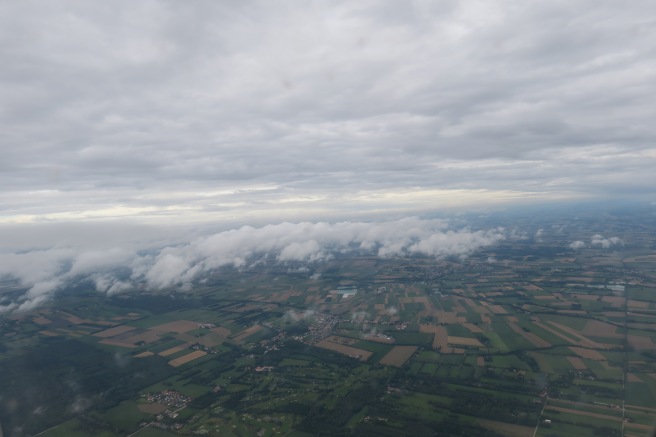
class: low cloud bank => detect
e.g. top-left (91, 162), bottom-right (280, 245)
top-left (0, 218), bottom-right (504, 313)
top-left (570, 234), bottom-right (624, 250)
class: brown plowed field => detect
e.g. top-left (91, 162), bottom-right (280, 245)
top-left (378, 346), bottom-right (417, 367)
top-left (462, 322), bottom-right (483, 333)
top-left (420, 324), bottom-right (448, 350)
top-left (583, 320), bottom-right (618, 337)
top-left (315, 340), bottom-right (372, 361)
top-left (569, 347), bottom-right (606, 361)
top-left (566, 356), bottom-right (587, 370)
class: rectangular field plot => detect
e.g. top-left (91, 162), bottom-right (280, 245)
top-left (378, 346), bottom-right (418, 367)
top-left (315, 339), bottom-right (373, 361)
top-left (168, 350), bottom-right (207, 367)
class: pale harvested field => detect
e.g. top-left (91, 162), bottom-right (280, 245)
top-left (477, 419), bottom-right (533, 437)
top-left (569, 347), bottom-right (606, 361)
top-left (625, 422), bottom-right (656, 432)
top-left (99, 339), bottom-right (136, 348)
top-left (583, 320), bottom-right (618, 337)
top-left (602, 311), bottom-right (626, 318)
top-left (93, 325), bottom-right (136, 338)
top-left (315, 340), bottom-right (372, 361)
top-left (375, 304), bottom-right (385, 310)
top-left (628, 300), bottom-right (649, 308)
top-left (566, 276), bottom-right (595, 283)
top-left (448, 336), bottom-right (483, 347)
top-left (462, 322), bottom-right (483, 334)
top-left (477, 356), bottom-right (485, 367)
top-left (138, 403), bottom-right (168, 414)
top-left (159, 345), bottom-right (189, 357)
top-left (134, 351), bottom-right (154, 358)
top-left (571, 293), bottom-right (599, 301)
top-left (33, 316), bottom-right (53, 325)
top-left (627, 373), bottom-right (643, 382)
top-left (451, 348), bottom-right (465, 354)
top-left (169, 350), bottom-right (207, 367)
top-left (60, 312), bottom-right (88, 324)
top-left (232, 325), bottom-right (263, 343)
top-left (433, 311), bottom-right (465, 324)
top-left (602, 296), bottom-right (624, 307)
top-left (39, 330), bottom-right (60, 337)
top-left (378, 346), bottom-right (418, 367)
top-left (325, 335), bottom-right (359, 345)
top-left (93, 320), bottom-right (117, 326)
top-left (507, 322), bottom-right (551, 348)
top-left (628, 335), bottom-right (655, 350)
top-left (506, 316), bottom-right (519, 323)
top-left (481, 314), bottom-right (491, 324)
top-left (525, 284), bottom-right (543, 291)
top-left (151, 320), bottom-right (200, 333)
top-left (566, 356), bottom-right (587, 370)
top-left (420, 324), bottom-right (448, 350)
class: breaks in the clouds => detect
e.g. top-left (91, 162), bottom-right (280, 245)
top-left (0, 218), bottom-right (505, 313)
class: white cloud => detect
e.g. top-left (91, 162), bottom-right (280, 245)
top-left (0, 1), bottom-right (654, 226)
top-left (0, 218), bottom-right (505, 313)
top-left (569, 240), bottom-right (586, 249)
top-left (590, 234), bottom-right (623, 248)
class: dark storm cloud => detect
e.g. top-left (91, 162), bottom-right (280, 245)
top-left (0, 0), bottom-right (655, 223)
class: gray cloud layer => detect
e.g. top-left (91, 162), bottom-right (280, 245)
top-left (1, 1), bottom-right (655, 224)
top-left (0, 218), bottom-right (505, 313)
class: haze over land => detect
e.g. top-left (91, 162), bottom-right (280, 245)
top-left (1, 2), bottom-right (655, 310)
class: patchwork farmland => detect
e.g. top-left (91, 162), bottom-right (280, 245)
top-left (1, 208), bottom-right (656, 437)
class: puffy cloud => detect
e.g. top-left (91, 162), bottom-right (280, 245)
top-left (0, 218), bottom-right (505, 313)
top-left (590, 234), bottom-right (623, 248)
top-left (570, 240), bottom-right (586, 249)
top-left (570, 234), bottom-right (624, 250)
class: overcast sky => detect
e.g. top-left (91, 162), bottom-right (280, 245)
top-left (1, 0), bottom-right (655, 229)
top-left (2, 0), bottom-right (654, 312)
